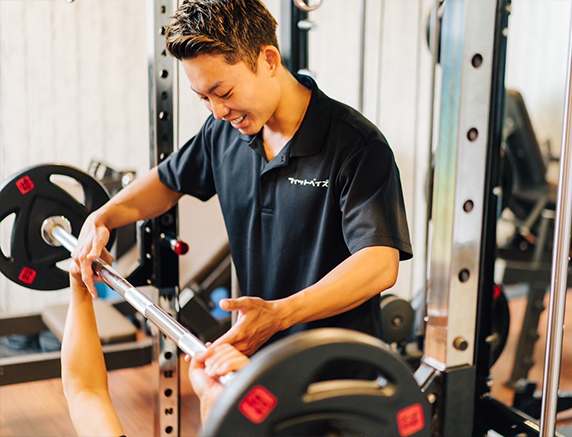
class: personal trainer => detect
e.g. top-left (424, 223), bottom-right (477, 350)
top-left (73, 0), bottom-right (411, 359)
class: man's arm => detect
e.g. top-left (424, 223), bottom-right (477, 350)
top-left (61, 264), bottom-right (125, 437)
top-left (212, 246), bottom-right (399, 355)
top-left (72, 167), bottom-right (183, 297)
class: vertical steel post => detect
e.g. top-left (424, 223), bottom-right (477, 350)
top-left (539, 7), bottom-right (572, 436)
top-left (146, 1), bottom-right (181, 436)
top-left (424, 0), bottom-right (497, 373)
top-left (417, 1), bottom-right (506, 434)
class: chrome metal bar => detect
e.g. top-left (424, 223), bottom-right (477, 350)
top-left (539, 7), bottom-right (572, 436)
top-left (50, 225), bottom-right (208, 358)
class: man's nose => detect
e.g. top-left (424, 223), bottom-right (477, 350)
top-left (211, 100), bottom-right (230, 120)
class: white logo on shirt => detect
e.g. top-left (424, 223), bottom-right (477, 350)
top-left (288, 178), bottom-right (329, 188)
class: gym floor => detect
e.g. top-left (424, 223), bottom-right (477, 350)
top-left (0, 291), bottom-right (570, 437)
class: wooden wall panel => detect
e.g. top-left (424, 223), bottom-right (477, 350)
top-left (0, 0), bottom-right (149, 316)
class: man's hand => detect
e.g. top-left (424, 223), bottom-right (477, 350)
top-left (71, 214), bottom-right (114, 298)
top-left (186, 344), bottom-right (249, 423)
top-left (211, 297), bottom-right (286, 356)
top-left (70, 243), bottom-right (114, 299)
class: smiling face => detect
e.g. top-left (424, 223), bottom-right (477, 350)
top-left (182, 50), bottom-right (281, 136)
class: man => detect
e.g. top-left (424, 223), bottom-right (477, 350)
top-left (73, 0), bottom-right (412, 357)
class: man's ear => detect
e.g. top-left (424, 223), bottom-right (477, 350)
top-left (260, 46), bottom-right (281, 76)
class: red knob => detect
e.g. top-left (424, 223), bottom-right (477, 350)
top-left (173, 240), bottom-right (189, 255)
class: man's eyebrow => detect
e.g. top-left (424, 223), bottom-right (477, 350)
top-left (190, 81), bottom-right (224, 95)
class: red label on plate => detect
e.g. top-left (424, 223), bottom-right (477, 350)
top-left (19, 267), bottom-right (37, 285)
top-left (239, 385), bottom-right (277, 424)
top-left (16, 176), bottom-right (34, 195)
top-left (397, 403), bottom-right (425, 436)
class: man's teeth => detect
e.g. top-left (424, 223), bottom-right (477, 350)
top-left (231, 114), bottom-right (246, 125)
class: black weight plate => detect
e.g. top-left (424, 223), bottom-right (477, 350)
top-left (203, 328), bottom-right (431, 437)
top-left (491, 284), bottom-right (510, 365)
top-left (380, 294), bottom-right (415, 344)
top-left (0, 164), bottom-right (114, 290)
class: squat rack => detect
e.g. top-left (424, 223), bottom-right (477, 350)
top-left (2, 0), bottom-right (569, 436)
top-left (78, 0), bottom-right (572, 435)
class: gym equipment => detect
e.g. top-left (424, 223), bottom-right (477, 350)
top-left (539, 10), bottom-right (572, 433)
top-left (0, 164), bottom-right (115, 291)
top-left (0, 163), bottom-right (205, 353)
top-left (379, 293), bottom-right (415, 344)
top-left (204, 328), bottom-right (431, 437)
top-left (40, 216), bottom-right (209, 360)
top-left (0, 164), bottom-right (431, 436)
top-left (497, 89), bottom-right (572, 386)
top-left (490, 284), bottom-right (510, 366)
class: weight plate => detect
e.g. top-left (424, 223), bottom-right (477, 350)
top-left (0, 164), bottom-right (114, 290)
top-left (203, 328), bottom-right (431, 437)
top-left (380, 294), bottom-right (415, 344)
top-left (491, 284), bottom-right (510, 365)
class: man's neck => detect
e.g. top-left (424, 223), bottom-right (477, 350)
top-left (262, 70), bottom-right (312, 161)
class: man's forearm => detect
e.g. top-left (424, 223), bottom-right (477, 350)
top-left (93, 167), bottom-right (183, 230)
top-left (277, 246), bottom-right (400, 330)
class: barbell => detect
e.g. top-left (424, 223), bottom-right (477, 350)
top-left (0, 164), bottom-right (225, 374)
top-left (0, 163), bottom-right (431, 436)
top-left (40, 215), bottom-right (210, 360)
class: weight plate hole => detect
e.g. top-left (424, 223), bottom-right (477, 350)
top-left (49, 175), bottom-right (85, 205)
top-left (0, 213), bottom-right (16, 258)
top-left (56, 259), bottom-right (73, 271)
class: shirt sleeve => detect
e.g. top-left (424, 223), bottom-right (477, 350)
top-left (157, 117), bottom-right (217, 201)
top-left (337, 140), bottom-right (413, 261)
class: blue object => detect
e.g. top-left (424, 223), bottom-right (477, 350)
top-left (95, 282), bottom-right (119, 299)
top-left (211, 287), bottom-right (230, 320)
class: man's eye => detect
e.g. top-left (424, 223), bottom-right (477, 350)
top-left (220, 92), bottom-right (232, 99)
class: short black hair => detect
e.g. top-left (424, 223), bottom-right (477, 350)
top-left (165, 0), bottom-right (280, 72)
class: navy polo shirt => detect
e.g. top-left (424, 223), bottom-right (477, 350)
top-left (158, 74), bottom-right (412, 344)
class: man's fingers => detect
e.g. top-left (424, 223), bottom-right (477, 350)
top-left (98, 248), bottom-right (115, 265)
top-left (204, 343), bottom-right (249, 376)
top-left (210, 331), bottom-right (235, 349)
top-left (206, 355), bottom-right (246, 376)
top-left (219, 296), bottom-right (255, 311)
top-left (218, 298), bottom-right (237, 311)
top-left (79, 258), bottom-right (98, 298)
top-left (87, 239), bottom-right (106, 261)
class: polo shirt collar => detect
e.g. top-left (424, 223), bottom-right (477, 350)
top-left (239, 74), bottom-right (332, 159)
top-left (289, 74), bottom-right (332, 158)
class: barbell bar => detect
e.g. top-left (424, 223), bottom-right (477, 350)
top-left (41, 215), bottom-right (233, 384)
